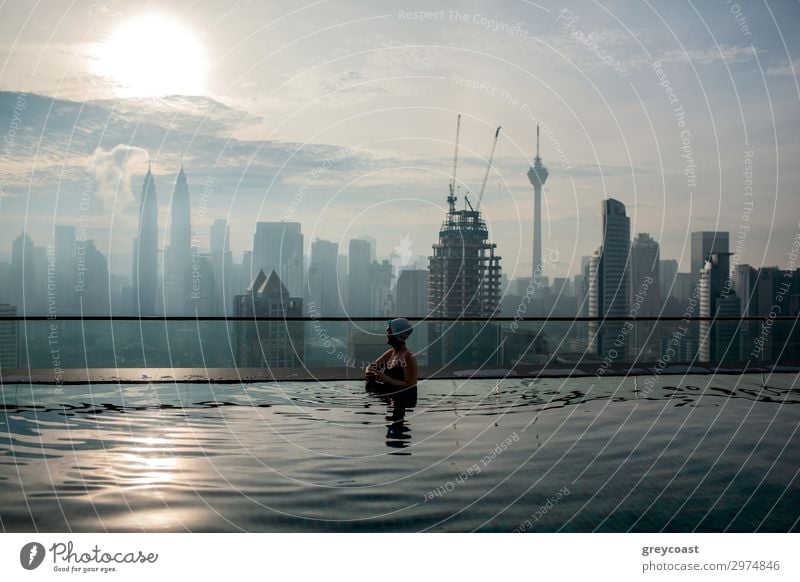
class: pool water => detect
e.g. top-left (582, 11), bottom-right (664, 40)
top-left (1, 373), bottom-right (798, 532)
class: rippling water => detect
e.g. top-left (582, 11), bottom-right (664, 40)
top-left (1, 373), bottom-right (799, 532)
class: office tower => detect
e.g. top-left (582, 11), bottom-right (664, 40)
top-left (164, 166), bottom-right (192, 315)
top-left (233, 269), bottom-right (303, 368)
top-left (75, 240), bottom-right (110, 315)
top-left (308, 239), bottom-right (340, 316)
top-left (552, 277), bottom-right (572, 297)
top-left (337, 254), bottom-right (349, 308)
top-left (54, 225), bottom-right (77, 312)
top-left (11, 233), bottom-right (35, 313)
top-left (189, 252), bottom-right (215, 316)
top-left (397, 269), bottom-right (428, 317)
top-left (348, 239), bottom-right (371, 316)
top-left (699, 252), bottom-right (741, 362)
top-left (527, 124), bottom-right (549, 280)
top-left (134, 166), bottom-right (159, 315)
top-left (588, 199), bottom-right (630, 356)
top-left (369, 260), bottom-right (394, 317)
top-left (252, 222), bottom-right (304, 299)
top-left (630, 233), bottom-right (661, 316)
top-left (0, 262), bottom-right (12, 304)
top-left (210, 218), bottom-right (230, 253)
top-left (358, 235), bottom-right (376, 263)
top-left (0, 304), bottom-right (17, 370)
top-left (659, 259), bottom-right (678, 300)
top-left (734, 264), bottom-right (758, 315)
top-left (691, 231), bottom-right (729, 289)
top-left (674, 273), bottom-right (693, 302)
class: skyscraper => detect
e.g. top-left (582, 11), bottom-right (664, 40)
top-left (396, 269), bottom-right (428, 317)
top-left (308, 239), bottom-right (339, 316)
top-left (630, 233), bottom-right (661, 316)
top-left (0, 303), bottom-right (17, 370)
top-left (659, 259), bottom-right (679, 300)
top-left (210, 218), bottom-right (230, 254)
top-left (348, 239), bottom-right (371, 316)
top-left (134, 165), bottom-right (159, 315)
top-left (699, 252), bottom-right (741, 362)
top-left (164, 166), bottom-right (192, 315)
top-left (588, 199), bottom-right (631, 356)
top-left (54, 225), bottom-right (77, 312)
top-left (527, 124), bottom-right (549, 280)
top-left (11, 233), bottom-right (33, 312)
top-left (691, 231), bottom-right (729, 289)
top-left (252, 222), bottom-right (304, 300)
top-left (233, 269), bottom-right (303, 368)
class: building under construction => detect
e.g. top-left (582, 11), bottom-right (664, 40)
top-left (428, 117), bottom-right (502, 318)
top-left (427, 117), bottom-right (503, 367)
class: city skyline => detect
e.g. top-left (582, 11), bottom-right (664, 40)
top-left (1, 1), bottom-right (799, 280)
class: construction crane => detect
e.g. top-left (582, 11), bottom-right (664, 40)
top-left (476, 125), bottom-right (501, 210)
top-left (448, 114), bottom-right (461, 214)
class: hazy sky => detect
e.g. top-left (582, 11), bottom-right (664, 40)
top-left (0, 0), bottom-right (798, 280)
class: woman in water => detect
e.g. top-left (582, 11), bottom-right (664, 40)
top-left (365, 317), bottom-right (418, 394)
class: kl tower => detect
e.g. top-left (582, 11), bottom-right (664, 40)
top-left (527, 124), bottom-right (549, 280)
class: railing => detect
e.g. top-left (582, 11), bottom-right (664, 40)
top-left (0, 316), bottom-right (797, 382)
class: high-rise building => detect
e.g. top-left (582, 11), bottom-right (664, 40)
top-left (0, 303), bottom-right (17, 370)
top-left (630, 233), bottom-right (661, 316)
top-left (428, 196), bottom-right (501, 318)
top-left (659, 259), bottom-right (679, 300)
top-left (588, 199), bottom-right (630, 356)
top-left (308, 239), bottom-right (340, 316)
top-left (691, 231), bottom-right (729, 290)
top-left (54, 225), bottom-right (77, 312)
top-left (527, 124), bottom-right (549, 280)
top-left (699, 252), bottom-right (741, 362)
top-left (210, 218), bottom-right (230, 254)
top-left (233, 269), bottom-right (303, 368)
top-left (11, 232), bottom-right (33, 311)
top-left (252, 222), bottom-right (304, 300)
top-left (164, 166), bottom-right (192, 315)
top-left (75, 240), bottom-right (110, 315)
top-left (369, 259), bottom-right (394, 317)
top-left (134, 166), bottom-right (159, 315)
top-left (348, 239), bottom-right (371, 316)
top-left (396, 269), bottom-right (428, 317)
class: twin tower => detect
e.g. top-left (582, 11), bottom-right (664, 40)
top-left (134, 164), bottom-right (191, 315)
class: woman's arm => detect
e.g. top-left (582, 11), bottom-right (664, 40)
top-left (376, 352), bottom-right (418, 388)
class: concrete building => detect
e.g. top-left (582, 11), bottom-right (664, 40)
top-left (396, 269), bottom-right (428, 317)
top-left (348, 239), bottom-right (371, 316)
top-left (630, 233), bottom-right (661, 316)
top-left (233, 269), bottom-right (303, 368)
top-left (252, 222), bottom-right (304, 300)
top-left (308, 239), bottom-right (340, 316)
top-left (691, 231), bottom-right (729, 290)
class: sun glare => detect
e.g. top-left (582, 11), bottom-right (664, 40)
top-left (94, 14), bottom-right (207, 97)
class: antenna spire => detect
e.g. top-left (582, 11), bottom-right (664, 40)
top-left (536, 124), bottom-right (540, 158)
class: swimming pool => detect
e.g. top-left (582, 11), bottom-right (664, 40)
top-left (1, 373), bottom-right (798, 532)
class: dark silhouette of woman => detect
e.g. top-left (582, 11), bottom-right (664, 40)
top-left (365, 318), bottom-right (418, 447)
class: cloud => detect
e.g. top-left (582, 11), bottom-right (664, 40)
top-left (766, 58), bottom-right (799, 76)
top-left (88, 145), bottom-right (150, 211)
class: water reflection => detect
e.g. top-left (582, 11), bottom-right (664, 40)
top-left (365, 381), bottom-right (417, 450)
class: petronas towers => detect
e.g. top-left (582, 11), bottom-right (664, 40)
top-left (133, 165), bottom-right (193, 315)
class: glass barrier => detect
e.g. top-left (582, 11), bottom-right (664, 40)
top-left (0, 317), bottom-right (797, 378)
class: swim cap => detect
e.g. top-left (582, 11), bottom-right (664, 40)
top-left (387, 317), bottom-right (413, 341)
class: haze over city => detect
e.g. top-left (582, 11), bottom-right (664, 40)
top-left (1, 0), bottom-right (798, 283)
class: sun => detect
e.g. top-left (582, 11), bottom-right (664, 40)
top-left (93, 14), bottom-right (208, 97)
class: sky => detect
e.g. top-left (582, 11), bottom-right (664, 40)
top-left (0, 0), bottom-right (798, 281)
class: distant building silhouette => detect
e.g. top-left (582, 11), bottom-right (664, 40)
top-left (588, 198), bottom-right (630, 356)
top-left (134, 165), bottom-right (159, 315)
top-left (252, 222), bottom-right (304, 301)
top-left (396, 269), bottom-right (428, 317)
top-left (308, 239), bottom-right (340, 316)
top-left (0, 304), bottom-right (17, 370)
top-left (630, 233), bottom-right (661, 316)
top-left (699, 252), bottom-right (741, 362)
top-left (348, 239), bottom-right (371, 316)
top-left (691, 231), bottom-right (729, 290)
top-left (233, 269), bottom-right (303, 368)
top-left (164, 166), bottom-right (192, 315)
